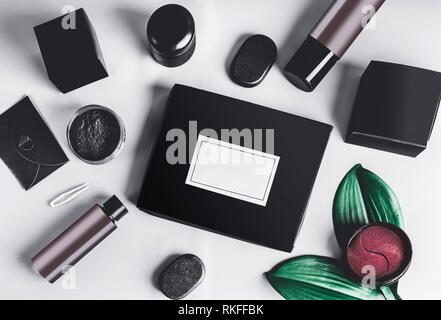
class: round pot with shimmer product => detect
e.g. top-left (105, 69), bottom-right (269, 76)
top-left (345, 223), bottom-right (412, 287)
top-left (67, 105), bottom-right (125, 165)
top-left (147, 4), bottom-right (196, 67)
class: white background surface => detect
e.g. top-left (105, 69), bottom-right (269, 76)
top-left (0, 0), bottom-right (440, 300)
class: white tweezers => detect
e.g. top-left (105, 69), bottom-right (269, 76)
top-left (49, 183), bottom-right (90, 208)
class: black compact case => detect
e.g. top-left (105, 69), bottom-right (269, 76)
top-left (0, 97), bottom-right (69, 190)
top-left (137, 85), bottom-right (332, 252)
top-left (346, 61), bottom-right (441, 157)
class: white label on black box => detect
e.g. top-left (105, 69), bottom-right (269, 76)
top-left (185, 135), bottom-right (280, 206)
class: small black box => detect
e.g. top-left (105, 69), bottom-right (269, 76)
top-left (34, 8), bottom-right (108, 93)
top-left (137, 84), bottom-right (332, 252)
top-left (346, 61), bottom-right (441, 157)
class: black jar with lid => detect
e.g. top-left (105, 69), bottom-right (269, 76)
top-left (147, 4), bottom-right (196, 67)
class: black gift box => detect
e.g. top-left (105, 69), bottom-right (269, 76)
top-left (0, 97), bottom-right (69, 190)
top-left (346, 61), bottom-right (441, 157)
top-left (34, 8), bottom-right (108, 93)
top-left (137, 85), bottom-right (332, 252)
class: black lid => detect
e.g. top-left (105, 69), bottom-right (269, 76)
top-left (102, 195), bottom-right (128, 221)
top-left (284, 36), bottom-right (339, 92)
top-left (147, 4), bottom-right (195, 58)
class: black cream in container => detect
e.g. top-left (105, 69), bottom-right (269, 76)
top-left (147, 4), bottom-right (196, 67)
top-left (67, 105), bottom-right (125, 165)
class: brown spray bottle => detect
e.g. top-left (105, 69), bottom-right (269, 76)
top-left (31, 195), bottom-right (128, 283)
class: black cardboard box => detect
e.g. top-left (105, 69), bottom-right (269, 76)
top-left (137, 85), bottom-right (332, 252)
top-left (346, 61), bottom-right (441, 157)
top-left (34, 8), bottom-right (108, 93)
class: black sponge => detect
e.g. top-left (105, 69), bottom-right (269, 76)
top-left (229, 34), bottom-right (277, 88)
top-left (158, 254), bottom-right (205, 300)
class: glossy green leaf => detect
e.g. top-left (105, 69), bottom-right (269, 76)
top-left (265, 164), bottom-right (405, 300)
top-left (333, 164), bottom-right (404, 248)
top-left (380, 285), bottom-right (401, 300)
top-left (266, 256), bottom-right (387, 300)
top-left (387, 282), bottom-right (402, 300)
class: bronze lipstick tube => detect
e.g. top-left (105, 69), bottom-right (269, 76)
top-left (31, 195), bottom-right (128, 283)
top-left (284, 0), bottom-right (385, 92)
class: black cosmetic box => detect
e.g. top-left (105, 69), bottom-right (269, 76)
top-left (137, 84), bottom-right (332, 252)
top-left (346, 61), bottom-right (441, 157)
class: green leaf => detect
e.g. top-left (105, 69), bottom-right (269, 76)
top-left (379, 285), bottom-right (401, 300)
top-left (265, 165), bottom-right (406, 300)
top-left (387, 282), bottom-right (402, 300)
top-left (333, 164), bottom-right (404, 248)
top-left (266, 256), bottom-right (386, 300)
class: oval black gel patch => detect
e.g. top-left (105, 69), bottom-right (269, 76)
top-left (229, 34), bottom-right (277, 88)
top-left (158, 254), bottom-right (205, 300)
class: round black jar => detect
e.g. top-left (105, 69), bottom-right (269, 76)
top-left (147, 4), bottom-right (196, 67)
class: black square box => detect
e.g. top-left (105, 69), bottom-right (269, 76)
top-left (34, 8), bottom-right (108, 93)
top-left (346, 61), bottom-right (441, 157)
top-left (137, 84), bottom-right (332, 252)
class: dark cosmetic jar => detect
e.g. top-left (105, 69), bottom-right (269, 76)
top-left (147, 4), bottom-right (196, 67)
top-left (67, 105), bottom-right (126, 165)
top-left (344, 222), bottom-right (413, 288)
